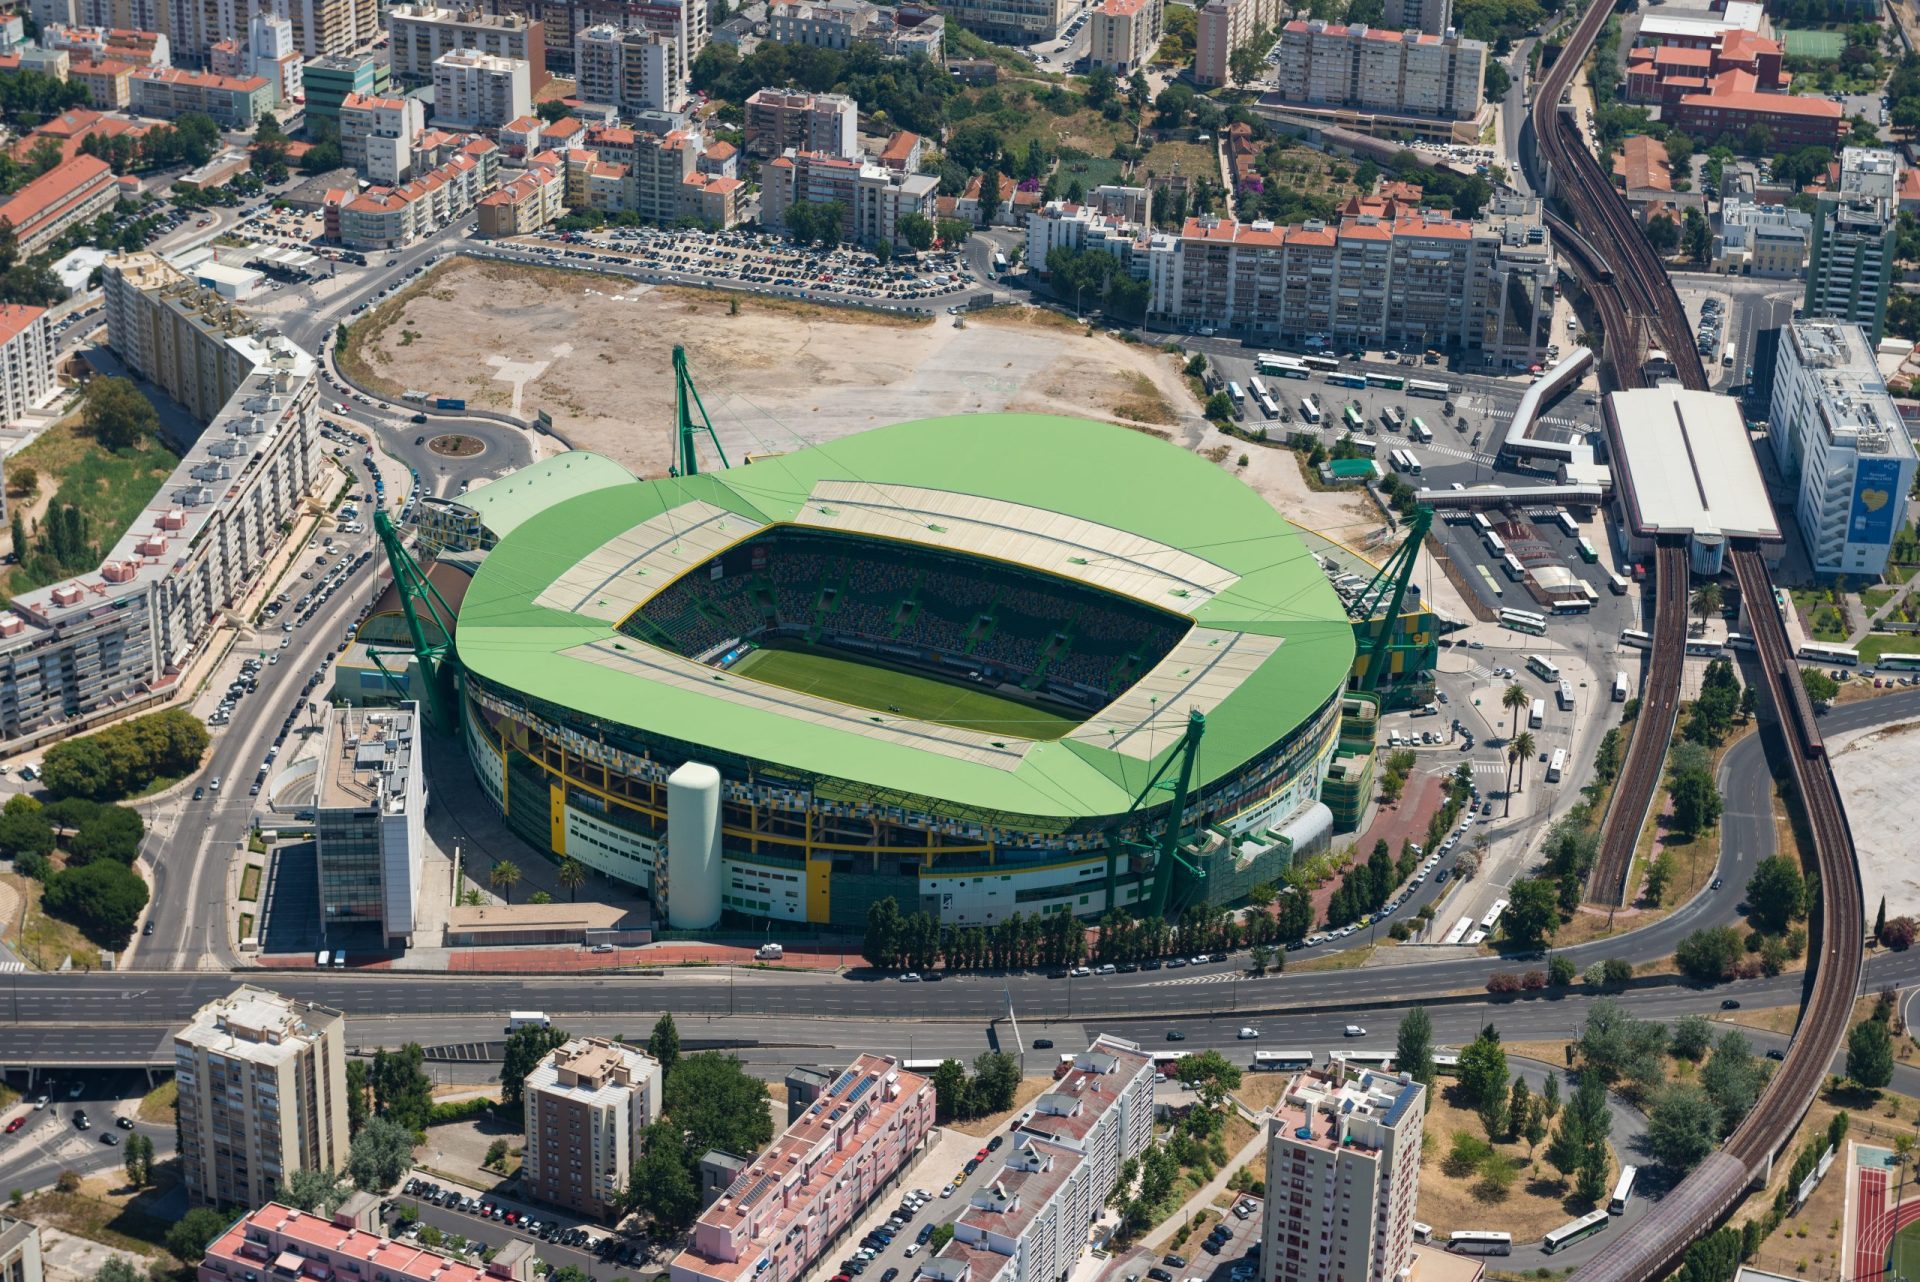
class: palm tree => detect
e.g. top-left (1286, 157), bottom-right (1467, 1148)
top-left (489, 859), bottom-right (521, 904)
top-left (1513, 730), bottom-right (1537, 793)
top-left (1504, 744), bottom-right (1521, 817)
top-left (557, 858), bottom-right (588, 903)
top-left (1692, 583), bottom-right (1723, 630)
top-left (1502, 683), bottom-right (1529, 738)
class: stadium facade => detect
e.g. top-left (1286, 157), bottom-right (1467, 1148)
top-left (453, 415), bottom-right (1357, 930)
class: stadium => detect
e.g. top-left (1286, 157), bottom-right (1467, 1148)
top-left (452, 413), bottom-right (1358, 931)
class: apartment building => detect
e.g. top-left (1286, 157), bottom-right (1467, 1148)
top-left (477, 159), bottom-right (563, 234)
top-left (1806, 147), bottom-right (1898, 345)
top-left (1148, 195), bottom-right (1555, 366)
top-left (1380, 0), bottom-right (1449, 34)
top-left (388, 4), bottom-right (547, 89)
top-left (761, 148), bottom-right (937, 245)
top-left (923, 1037), bottom-right (1155, 1282)
top-left (173, 986), bottom-right (349, 1208)
top-left (521, 1038), bottom-right (664, 1220)
top-left (1768, 318), bottom-right (1916, 577)
top-left (228, 11), bottom-right (301, 104)
top-left (1714, 195), bottom-right (1808, 278)
top-left (433, 49), bottom-right (529, 128)
top-left (326, 139), bottom-right (499, 249)
top-left (766, 0), bottom-right (944, 56)
top-left (201, 1203), bottom-right (539, 1282)
top-left (0, 305), bottom-right (54, 424)
top-left (277, 0), bottom-right (378, 59)
top-left (41, 22), bottom-right (168, 64)
top-left (1026, 197), bottom-right (1155, 276)
top-left (473, 0), bottom-right (703, 80)
top-left (339, 91), bottom-right (424, 182)
top-left (573, 23), bottom-right (679, 113)
top-left (0, 1218), bottom-right (42, 1282)
top-left (1194, 0), bottom-right (1279, 88)
top-left (937, 0), bottom-right (1067, 44)
top-left (1273, 20), bottom-right (1486, 120)
top-left (1263, 1065), bottom-right (1425, 1282)
top-left (70, 57), bottom-right (135, 104)
top-left (312, 703), bottom-right (427, 948)
top-left (672, 1055), bottom-right (934, 1282)
top-left (130, 65), bottom-right (271, 125)
top-left (303, 51), bottom-right (385, 122)
top-left (0, 154), bottom-right (114, 256)
top-left (1087, 0), bottom-right (1159, 73)
top-left (744, 87), bottom-right (857, 159)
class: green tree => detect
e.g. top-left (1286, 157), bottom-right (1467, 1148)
top-left (663, 1052), bottom-right (774, 1160)
top-left (930, 1058), bottom-right (970, 1123)
top-left (1456, 1025), bottom-right (1509, 1112)
top-left (1801, 666), bottom-right (1841, 703)
top-left (1746, 855), bottom-right (1807, 932)
top-left (1646, 211), bottom-right (1681, 255)
top-left (1647, 1084), bottom-right (1719, 1172)
top-left (94, 1260), bottom-right (140, 1282)
top-left (499, 1023), bottom-right (567, 1105)
top-left (1669, 767), bottom-right (1722, 835)
top-left (628, 1120), bottom-right (700, 1229)
top-left (280, 1167), bottom-right (347, 1213)
top-left (345, 1059), bottom-right (370, 1135)
top-left (1849, 1018), bottom-right (1895, 1089)
top-left (1396, 1007), bottom-right (1435, 1086)
top-left (167, 1207), bottom-right (233, 1261)
top-left (898, 212), bottom-right (935, 251)
top-left (121, 1131), bottom-right (154, 1187)
top-left (488, 859), bottom-right (520, 903)
top-left (1700, 1030), bottom-right (1765, 1134)
top-left (1502, 682), bottom-right (1529, 736)
top-left (1277, 888), bottom-right (1314, 942)
top-left (864, 896), bottom-right (903, 969)
top-left (346, 1116), bottom-right (415, 1191)
top-left (648, 1012), bottom-right (681, 1076)
top-left (80, 376), bottom-right (158, 451)
top-left (556, 857), bottom-right (588, 902)
top-left (0, 802), bottom-right (55, 860)
top-left (1500, 877), bottom-right (1560, 949)
top-left (1172, 1049), bottom-right (1243, 1112)
top-left (1675, 925), bottom-right (1744, 981)
top-left (370, 1043), bottom-right (433, 1133)
top-left (42, 858), bottom-right (147, 947)
top-left (1671, 1015), bottom-right (1714, 1061)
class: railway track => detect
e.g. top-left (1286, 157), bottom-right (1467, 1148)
top-left (1588, 541), bottom-right (1687, 904)
top-left (1527, 3), bottom-right (1862, 1276)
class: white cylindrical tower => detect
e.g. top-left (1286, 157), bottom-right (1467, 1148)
top-left (666, 761), bottom-right (722, 929)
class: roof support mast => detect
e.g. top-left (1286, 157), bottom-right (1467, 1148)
top-left (367, 507), bottom-right (459, 733)
top-left (671, 344), bottom-right (729, 477)
top-left (1349, 505), bottom-right (1432, 692)
top-left (1109, 708), bottom-right (1207, 922)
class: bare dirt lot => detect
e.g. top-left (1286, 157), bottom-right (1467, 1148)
top-left (340, 257), bottom-right (1202, 476)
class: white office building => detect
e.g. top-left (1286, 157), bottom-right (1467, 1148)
top-left (1768, 318), bottom-right (1917, 578)
top-left (432, 49), bottom-right (531, 129)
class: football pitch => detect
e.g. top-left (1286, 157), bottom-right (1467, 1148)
top-left (1893, 1218), bottom-right (1920, 1282)
top-left (732, 646), bottom-right (1080, 740)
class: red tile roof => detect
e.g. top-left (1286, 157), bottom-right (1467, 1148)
top-left (0, 303), bottom-right (45, 345)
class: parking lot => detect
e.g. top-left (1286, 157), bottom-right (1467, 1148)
top-left (507, 226), bottom-right (978, 305)
top-left (393, 1173), bottom-right (651, 1282)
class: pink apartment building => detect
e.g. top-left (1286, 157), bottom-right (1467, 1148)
top-left (671, 1055), bottom-right (934, 1282)
top-left (200, 1202), bottom-right (538, 1282)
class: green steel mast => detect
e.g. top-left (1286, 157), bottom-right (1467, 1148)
top-left (367, 507), bottom-right (459, 731)
top-left (670, 344), bottom-right (728, 477)
top-left (1348, 505), bottom-right (1432, 693)
top-left (1101, 708), bottom-right (1207, 921)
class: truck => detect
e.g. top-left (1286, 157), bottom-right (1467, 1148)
top-left (435, 397), bottom-right (466, 411)
top-left (756, 942), bottom-right (785, 960)
top-left (505, 1011), bottom-right (551, 1032)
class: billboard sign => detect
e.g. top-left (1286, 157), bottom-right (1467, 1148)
top-left (1848, 457), bottom-right (1904, 546)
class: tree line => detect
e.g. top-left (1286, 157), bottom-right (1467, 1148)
top-left (40, 708), bottom-right (209, 802)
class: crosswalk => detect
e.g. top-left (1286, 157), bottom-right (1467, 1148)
top-left (1144, 971), bottom-right (1242, 988)
top-left (1473, 759), bottom-right (1508, 776)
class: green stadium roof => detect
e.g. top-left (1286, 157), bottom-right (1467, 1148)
top-left (460, 450), bottom-right (636, 541)
top-left (455, 415), bottom-right (1356, 820)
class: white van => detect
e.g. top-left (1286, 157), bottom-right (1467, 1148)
top-left (315, 949), bottom-right (332, 967)
top-left (755, 942), bottom-right (784, 960)
top-left (506, 1011), bottom-right (551, 1032)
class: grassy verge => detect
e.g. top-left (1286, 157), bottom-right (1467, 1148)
top-left (1, 872), bottom-right (102, 971)
top-left (239, 865), bottom-right (261, 902)
top-left (5, 416), bottom-right (182, 595)
top-left (16, 1188), bottom-right (179, 1259)
top-left (238, 911), bottom-right (254, 942)
top-left (137, 1079), bottom-right (176, 1124)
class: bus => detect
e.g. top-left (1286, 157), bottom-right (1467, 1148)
top-left (1529, 697), bottom-right (1545, 728)
top-left (1407, 378), bottom-right (1450, 399)
top-left (1413, 1223), bottom-right (1433, 1244)
top-left (1685, 638), bottom-right (1723, 657)
top-left (1391, 449), bottom-right (1423, 476)
top-left (1609, 1166), bottom-right (1638, 1215)
top-left (1249, 376), bottom-right (1269, 402)
top-left (1557, 679), bottom-right (1574, 710)
top-left (1256, 390), bottom-right (1279, 419)
top-left (1798, 642), bottom-right (1859, 667)
top-left (1475, 565), bottom-right (1505, 599)
top-left (1500, 607), bottom-right (1548, 634)
top-left (1383, 405), bottom-right (1406, 432)
top-left (1371, 373), bottom-right (1406, 391)
top-left (1605, 569), bottom-right (1631, 595)
top-left (1527, 654), bottom-right (1561, 681)
top-left (1619, 628), bottom-right (1651, 649)
top-left (1342, 403), bottom-right (1364, 431)
top-left (1543, 1211), bottom-right (1610, 1254)
top-left (902, 1058), bottom-right (946, 1073)
top-left (1252, 1049), bottom-right (1315, 1071)
top-left (1502, 552), bottom-right (1527, 582)
top-left (1303, 355), bottom-right (1340, 373)
top-left (1448, 1232), bottom-right (1513, 1256)
top-left (1613, 672), bottom-right (1630, 702)
top-left (1260, 354), bottom-right (1310, 380)
top-left (1344, 437), bottom-right (1378, 457)
top-left (1485, 531), bottom-right (1507, 557)
top-left (1472, 512), bottom-right (1495, 535)
top-left (1300, 397), bottom-right (1321, 424)
top-left (1412, 417), bottom-right (1433, 443)
top-left (1726, 632), bottom-right (1755, 651)
top-left (1878, 653), bottom-right (1920, 670)
top-left (1554, 508), bottom-right (1579, 537)
top-left (1546, 748), bottom-right (1566, 782)
top-left (1329, 372), bottom-right (1369, 389)
top-left (1577, 537), bottom-right (1599, 563)
top-left (1432, 1051), bottom-right (1461, 1075)
top-left (1227, 381), bottom-right (1245, 407)
top-left (1481, 899), bottom-right (1509, 932)
top-left (1334, 1050), bottom-right (1395, 1069)
top-left (1150, 1050), bottom-right (1188, 1070)
top-left (1442, 915), bottom-right (1473, 945)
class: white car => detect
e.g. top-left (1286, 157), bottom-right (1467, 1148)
top-left (1236, 1027), bottom-right (1260, 1040)
top-left (1344, 1025), bottom-right (1367, 1037)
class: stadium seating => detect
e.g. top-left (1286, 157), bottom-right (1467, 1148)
top-left (624, 530), bottom-right (1187, 706)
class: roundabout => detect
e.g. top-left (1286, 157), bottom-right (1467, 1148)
top-left (428, 432), bottom-right (487, 458)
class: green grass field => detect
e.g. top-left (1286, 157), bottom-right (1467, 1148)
top-left (1891, 1216), bottom-right (1920, 1282)
top-left (1781, 26), bottom-right (1846, 58)
top-left (732, 646), bottom-right (1081, 740)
